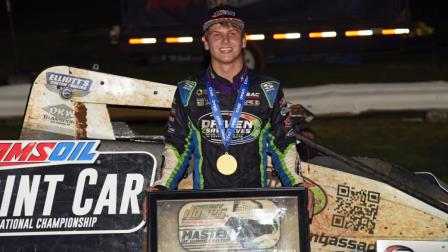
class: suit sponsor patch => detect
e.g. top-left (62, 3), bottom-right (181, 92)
top-left (198, 111), bottom-right (262, 145)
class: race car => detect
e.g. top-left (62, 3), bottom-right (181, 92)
top-left (2, 66), bottom-right (446, 251)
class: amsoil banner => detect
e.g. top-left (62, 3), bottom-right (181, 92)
top-left (0, 140), bottom-right (156, 251)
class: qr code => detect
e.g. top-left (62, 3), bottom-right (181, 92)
top-left (332, 185), bottom-right (380, 234)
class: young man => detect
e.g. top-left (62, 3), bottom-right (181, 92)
top-left (151, 5), bottom-right (305, 190)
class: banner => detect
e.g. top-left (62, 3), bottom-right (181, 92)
top-left (0, 140), bottom-right (156, 250)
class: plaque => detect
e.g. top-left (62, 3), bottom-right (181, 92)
top-left (147, 188), bottom-right (310, 252)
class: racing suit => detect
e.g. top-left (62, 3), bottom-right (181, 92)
top-left (153, 67), bottom-right (302, 189)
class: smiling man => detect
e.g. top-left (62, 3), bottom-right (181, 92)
top-left (152, 5), bottom-right (304, 190)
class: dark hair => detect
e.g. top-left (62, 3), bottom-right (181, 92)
top-left (204, 22), bottom-right (245, 41)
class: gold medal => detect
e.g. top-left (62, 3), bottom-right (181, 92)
top-left (216, 152), bottom-right (237, 175)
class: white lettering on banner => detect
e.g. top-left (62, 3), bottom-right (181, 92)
top-left (0, 175), bottom-right (15, 216)
top-left (34, 217), bottom-right (98, 229)
top-left (0, 217), bottom-right (111, 231)
top-left (94, 174), bottom-right (117, 215)
top-left (1, 175), bottom-right (64, 217)
top-left (42, 175), bottom-right (64, 216)
top-left (120, 174), bottom-right (144, 214)
top-left (13, 175), bottom-right (41, 217)
top-left (0, 169), bottom-right (145, 219)
top-left (0, 218), bottom-right (34, 229)
top-left (73, 168), bottom-right (97, 216)
top-left (72, 169), bottom-right (144, 215)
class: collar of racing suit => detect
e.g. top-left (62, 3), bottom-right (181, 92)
top-left (207, 65), bottom-right (248, 95)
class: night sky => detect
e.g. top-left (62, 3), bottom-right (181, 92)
top-left (1, 0), bottom-right (121, 34)
top-left (1, 1), bottom-right (447, 35)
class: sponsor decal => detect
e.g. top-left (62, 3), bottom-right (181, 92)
top-left (195, 89), bottom-right (208, 97)
top-left (244, 99), bottom-right (260, 106)
top-left (332, 185), bottom-right (380, 234)
top-left (385, 245), bottom-right (414, 252)
top-left (198, 111), bottom-right (262, 145)
top-left (182, 81), bottom-right (196, 91)
top-left (261, 81), bottom-right (275, 93)
top-left (246, 92), bottom-right (260, 99)
top-left (212, 9), bottom-right (236, 18)
top-left (303, 177), bottom-right (327, 215)
top-left (0, 140), bottom-right (156, 237)
top-left (196, 97), bottom-right (210, 107)
top-left (260, 81), bottom-right (279, 108)
top-left (45, 72), bottom-right (93, 99)
top-left (0, 140), bottom-right (99, 169)
top-left (178, 80), bottom-right (197, 106)
top-left (245, 92), bottom-right (261, 106)
top-left (310, 232), bottom-right (375, 251)
top-left (178, 200), bottom-right (280, 251)
top-left (42, 104), bottom-right (75, 127)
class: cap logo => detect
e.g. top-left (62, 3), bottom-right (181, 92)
top-left (212, 10), bottom-right (236, 18)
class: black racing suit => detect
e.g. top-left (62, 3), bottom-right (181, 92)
top-left (153, 68), bottom-right (302, 189)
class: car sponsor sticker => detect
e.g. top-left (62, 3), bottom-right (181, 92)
top-left (45, 72), bottom-right (93, 99)
top-left (42, 104), bottom-right (75, 127)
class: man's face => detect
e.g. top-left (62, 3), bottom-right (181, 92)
top-left (204, 23), bottom-right (246, 65)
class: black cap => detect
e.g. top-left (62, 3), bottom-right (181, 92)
top-left (202, 5), bottom-right (245, 32)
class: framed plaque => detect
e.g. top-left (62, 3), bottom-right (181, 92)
top-left (147, 188), bottom-right (310, 252)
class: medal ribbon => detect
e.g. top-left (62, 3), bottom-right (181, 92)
top-left (205, 74), bottom-right (249, 150)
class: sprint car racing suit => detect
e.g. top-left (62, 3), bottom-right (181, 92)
top-left (153, 68), bottom-right (303, 189)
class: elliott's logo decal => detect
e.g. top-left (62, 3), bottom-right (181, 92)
top-left (46, 72), bottom-right (92, 91)
top-left (198, 111), bottom-right (261, 145)
top-left (0, 140), bottom-right (99, 169)
top-left (45, 72), bottom-right (93, 99)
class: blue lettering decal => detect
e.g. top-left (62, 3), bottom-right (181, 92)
top-left (49, 142), bottom-right (75, 161)
top-left (77, 142), bottom-right (97, 161)
top-left (68, 142), bottom-right (85, 160)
